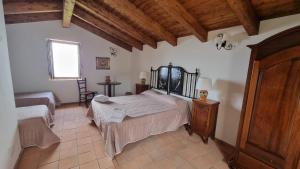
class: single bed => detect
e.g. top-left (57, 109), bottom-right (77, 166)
top-left (87, 63), bottom-right (199, 158)
top-left (15, 91), bottom-right (59, 122)
top-left (17, 105), bottom-right (60, 148)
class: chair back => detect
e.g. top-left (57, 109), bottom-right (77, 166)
top-left (77, 78), bottom-right (87, 94)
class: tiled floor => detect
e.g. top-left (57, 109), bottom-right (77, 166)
top-left (17, 105), bottom-right (230, 169)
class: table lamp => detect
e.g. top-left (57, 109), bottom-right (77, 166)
top-left (139, 72), bottom-right (147, 85)
top-left (196, 77), bottom-right (212, 102)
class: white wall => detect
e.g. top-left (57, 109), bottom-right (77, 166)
top-left (6, 21), bottom-right (134, 103)
top-left (132, 14), bottom-right (300, 145)
top-left (0, 2), bottom-right (22, 169)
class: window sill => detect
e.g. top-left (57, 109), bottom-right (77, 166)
top-left (49, 78), bottom-right (81, 81)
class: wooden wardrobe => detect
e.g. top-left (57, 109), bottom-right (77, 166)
top-left (234, 26), bottom-right (300, 169)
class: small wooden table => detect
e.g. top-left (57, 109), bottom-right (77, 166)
top-left (136, 83), bottom-right (149, 94)
top-left (97, 81), bottom-right (121, 97)
top-left (191, 99), bottom-right (220, 143)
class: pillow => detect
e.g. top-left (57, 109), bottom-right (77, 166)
top-left (94, 94), bottom-right (109, 103)
top-left (141, 90), bottom-right (162, 97)
top-left (158, 95), bottom-right (178, 105)
top-left (142, 90), bottom-right (178, 105)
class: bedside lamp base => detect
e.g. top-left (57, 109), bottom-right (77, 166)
top-left (141, 78), bottom-right (146, 85)
top-left (199, 90), bottom-right (208, 102)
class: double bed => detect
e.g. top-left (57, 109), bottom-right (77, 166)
top-left (88, 90), bottom-right (190, 157)
top-left (87, 63), bottom-right (199, 158)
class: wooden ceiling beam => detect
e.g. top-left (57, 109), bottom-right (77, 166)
top-left (75, 0), bottom-right (157, 49)
top-left (4, 1), bottom-right (62, 24)
top-left (3, 1), bottom-right (133, 51)
top-left (63, 0), bottom-right (76, 27)
top-left (225, 0), bottom-right (259, 35)
top-left (102, 0), bottom-right (177, 46)
top-left (72, 17), bottom-right (132, 51)
top-left (154, 0), bottom-right (207, 42)
top-left (3, 1), bottom-right (62, 15)
top-left (73, 7), bottom-right (143, 50)
top-left (5, 12), bottom-right (62, 24)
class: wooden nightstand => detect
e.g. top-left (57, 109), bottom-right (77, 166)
top-left (191, 99), bottom-right (220, 143)
top-left (136, 84), bottom-right (149, 94)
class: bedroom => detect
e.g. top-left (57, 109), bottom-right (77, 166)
top-left (0, 0), bottom-right (299, 169)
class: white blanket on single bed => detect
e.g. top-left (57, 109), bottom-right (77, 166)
top-left (17, 105), bottom-right (60, 148)
top-left (17, 105), bottom-right (52, 125)
top-left (91, 94), bottom-right (175, 123)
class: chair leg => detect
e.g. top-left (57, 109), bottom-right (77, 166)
top-left (85, 95), bottom-right (88, 108)
top-left (79, 94), bottom-right (82, 106)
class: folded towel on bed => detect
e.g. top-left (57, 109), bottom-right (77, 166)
top-left (108, 107), bottom-right (126, 123)
top-left (94, 94), bottom-right (109, 103)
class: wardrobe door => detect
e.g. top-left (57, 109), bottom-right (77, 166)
top-left (238, 46), bottom-right (300, 169)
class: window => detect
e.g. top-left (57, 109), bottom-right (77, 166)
top-left (48, 39), bottom-right (80, 79)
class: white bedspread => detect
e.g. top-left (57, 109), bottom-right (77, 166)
top-left (17, 105), bottom-right (60, 148)
top-left (17, 105), bottom-right (51, 124)
top-left (87, 91), bottom-right (190, 158)
top-left (92, 95), bottom-right (175, 123)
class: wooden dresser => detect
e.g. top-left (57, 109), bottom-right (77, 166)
top-left (191, 99), bottom-right (220, 143)
top-left (234, 26), bottom-right (300, 169)
top-left (135, 83), bottom-right (149, 94)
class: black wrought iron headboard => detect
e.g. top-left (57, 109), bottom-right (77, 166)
top-left (150, 63), bottom-right (199, 99)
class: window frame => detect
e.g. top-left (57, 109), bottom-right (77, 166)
top-left (48, 39), bottom-right (81, 80)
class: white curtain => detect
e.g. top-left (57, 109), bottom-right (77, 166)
top-left (46, 39), bottom-right (54, 79)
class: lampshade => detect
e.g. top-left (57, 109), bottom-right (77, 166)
top-left (139, 71), bottom-right (147, 79)
top-left (196, 77), bottom-right (212, 90)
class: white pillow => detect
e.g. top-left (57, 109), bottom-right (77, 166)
top-left (94, 94), bottom-right (109, 103)
top-left (141, 90), bottom-right (162, 97)
top-left (158, 95), bottom-right (178, 105)
top-left (142, 90), bottom-right (178, 105)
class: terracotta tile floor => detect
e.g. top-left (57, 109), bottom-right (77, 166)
top-left (17, 105), bottom-right (230, 169)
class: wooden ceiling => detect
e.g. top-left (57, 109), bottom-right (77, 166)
top-left (3, 0), bottom-right (300, 51)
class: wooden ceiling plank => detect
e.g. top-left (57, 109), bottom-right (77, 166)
top-left (3, 1), bottom-right (62, 15)
top-left (102, 0), bottom-right (177, 46)
top-left (225, 0), bottom-right (259, 35)
top-left (63, 0), bottom-right (76, 27)
top-left (154, 0), bottom-right (207, 42)
top-left (75, 0), bottom-right (157, 49)
top-left (73, 8), bottom-right (143, 50)
top-left (72, 17), bottom-right (132, 51)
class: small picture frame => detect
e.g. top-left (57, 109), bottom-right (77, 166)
top-left (96, 57), bottom-right (110, 70)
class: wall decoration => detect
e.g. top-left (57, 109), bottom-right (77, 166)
top-left (96, 57), bottom-right (110, 70)
top-left (109, 47), bottom-right (118, 57)
top-left (214, 33), bottom-right (235, 50)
